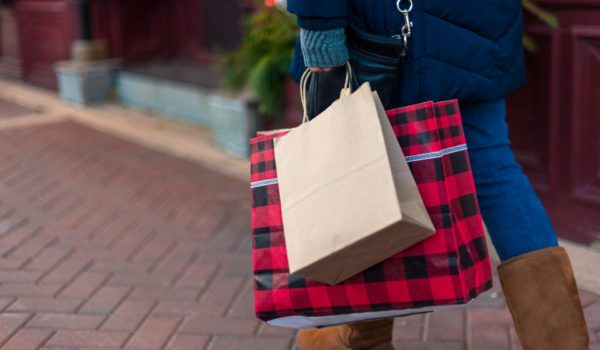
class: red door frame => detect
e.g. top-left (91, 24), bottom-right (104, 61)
top-left (91, 0), bottom-right (222, 64)
top-left (14, 0), bottom-right (78, 89)
top-left (506, 1), bottom-right (600, 245)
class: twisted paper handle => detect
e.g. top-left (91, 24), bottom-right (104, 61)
top-left (300, 63), bottom-right (354, 124)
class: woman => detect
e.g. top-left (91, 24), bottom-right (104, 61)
top-left (285, 0), bottom-right (589, 349)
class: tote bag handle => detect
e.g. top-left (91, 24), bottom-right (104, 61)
top-left (299, 63), bottom-right (354, 123)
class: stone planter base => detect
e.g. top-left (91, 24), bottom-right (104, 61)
top-left (117, 71), bottom-right (260, 158)
top-left (55, 60), bottom-right (119, 106)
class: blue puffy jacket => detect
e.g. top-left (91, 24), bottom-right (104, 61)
top-left (288, 0), bottom-right (526, 105)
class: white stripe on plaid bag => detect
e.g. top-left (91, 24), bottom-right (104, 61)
top-left (250, 143), bottom-right (468, 188)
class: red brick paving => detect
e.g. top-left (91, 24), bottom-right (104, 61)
top-left (0, 120), bottom-right (597, 349)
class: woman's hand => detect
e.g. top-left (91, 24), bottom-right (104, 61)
top-left (301, 28), bottom-right (349, 74)
top-left (309, 67), bottom-right (334, 73)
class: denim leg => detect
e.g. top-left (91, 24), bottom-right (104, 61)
top-left (460, 99), bottom-right (558, 261)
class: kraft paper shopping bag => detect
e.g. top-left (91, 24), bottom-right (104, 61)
top-left (273, 74), bottom-right (434, 285)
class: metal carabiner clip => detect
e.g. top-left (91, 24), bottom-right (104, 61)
top-left (395, 0), bottom-right (413, 56)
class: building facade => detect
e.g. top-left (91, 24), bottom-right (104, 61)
top-left (0, 0), bottom-right (252, 88)
top-left (506, 1), bottom-right (600, 246)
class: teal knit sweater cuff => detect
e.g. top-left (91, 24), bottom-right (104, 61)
top-left (300, 28), bottom-right (349, 68)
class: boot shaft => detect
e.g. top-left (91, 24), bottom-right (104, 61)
top-left (498, 247), bottom-right (589, 350)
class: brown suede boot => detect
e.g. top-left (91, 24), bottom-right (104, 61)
top-left (498, 247), bottom-right (589, 350)
top-left (295, 318), bottom-right (394, 350)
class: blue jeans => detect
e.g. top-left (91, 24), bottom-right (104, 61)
top-left (460, 98), bottom-right (558, 261)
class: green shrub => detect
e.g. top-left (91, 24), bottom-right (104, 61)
top-left (224, 5), bottom-right (298, 120)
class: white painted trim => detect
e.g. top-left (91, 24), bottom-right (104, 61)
top-left (249, 144), bottom-right (470, 189)
top-left (250, 178), bottom-right (279, 188)
top-left (404, 144), bottom-right (468, 163)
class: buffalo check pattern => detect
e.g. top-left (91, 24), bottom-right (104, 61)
top-left (250, 100), bottom-right (492, 322)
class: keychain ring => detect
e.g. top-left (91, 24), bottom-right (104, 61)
top-left (396, 0), bottom-right (413, 13)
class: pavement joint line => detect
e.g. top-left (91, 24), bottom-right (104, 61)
top-left (465, 310), bottom-right (473, 350)
top-left (168, 254), bottom-right (196, 289)
top-left (421, 312), bottom-right (430, 342)
top-left (224, 276), bottom-right (252, 319)
top-left (0, 312), bottom-right (35, 348)
top-left (205, 335), bottom-right (217, 350)
top-left (53, 258), bottom-right (95, 298)
top-left (2, 227), bottom-right (40, 259)
top-left (146, 239), bottom-right (178, 274)
top-left (195, 262), bottom-right (225, 304)
top-left (72, 272), bottom-right (113, 314)
top-left (252, 316), bottom-right (263, 337)
top-left (34, 248), bottom-right (76, 285)
top-left (96, 286), bottom-right (134, 331)
top-left (132, 301), bottom-right (160, 340)
top-left (126, 230), bottom-right (159, 263)
top-left (0, 297), bottom-right (17, 314)
top-left (0, 78), bottom-right (599, 295)
top-left (38, 329), bottom-right (57, 349)
top-left (160, 317), bottom-right (184, 350)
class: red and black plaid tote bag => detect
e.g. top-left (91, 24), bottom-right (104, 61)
top-left (250, 100), bottom-right (493, 328)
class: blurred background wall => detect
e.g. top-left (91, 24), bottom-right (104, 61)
top-left (0, 0), bottom-right (255, 89)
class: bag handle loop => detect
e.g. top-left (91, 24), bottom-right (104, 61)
top-left (300, 63), bottom-right (354, 123)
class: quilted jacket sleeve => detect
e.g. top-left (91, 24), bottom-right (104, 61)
top-left (287, 0), bottom-right (349, 30)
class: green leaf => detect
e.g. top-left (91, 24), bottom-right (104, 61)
top-left (522, 0), bottom-right (559, 28)
top-left (223, 6), bottom-right (298, 120)
top-left (523, 35), bottom-right (538, 53)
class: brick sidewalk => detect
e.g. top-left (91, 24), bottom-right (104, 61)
top-left (0, 105), bottom-right (597, 348)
